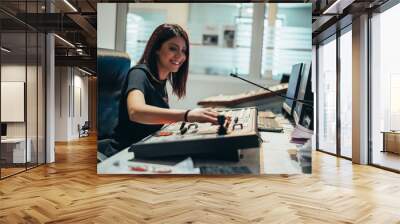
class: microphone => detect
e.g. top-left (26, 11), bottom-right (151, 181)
top-left (229, 73), bottom-right (313, 108)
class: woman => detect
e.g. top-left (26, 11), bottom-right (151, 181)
top-left (112, 24), bottom-right (218, 151)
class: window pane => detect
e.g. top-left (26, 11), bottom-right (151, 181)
top-left (125, 3), bottom-right (254, 76)
top-left (371, 4), bottom-right (400, 171)
top-left (262, 3), bottom-right (312, 80)
top-left (318, 38), bottom-right (337, 154)
top-left (126, 9), bottom-right (167, 65)
top-left (188, 3), bottom-right (252, 76)
top-left (340, 30), bottom-right (352, 158)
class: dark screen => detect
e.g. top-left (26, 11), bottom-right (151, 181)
top-left (283, 63), bottom-right (303, 115)
top-left (1, 123), bottom-right (7, 136)
top-left (294, 63), bottom-right (313, 129)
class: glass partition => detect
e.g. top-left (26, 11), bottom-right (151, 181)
top-left (339, 29), bottom-right (352, 158)
top-left (370, 4), bottom-right (400, 171)
top-left (317, 37), bottom-right (337, 155)
top-left (1, 31), bottom-right (28, 178)
top-left (0, 1), bottom-right (46, 179)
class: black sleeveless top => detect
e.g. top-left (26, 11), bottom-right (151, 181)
top-left (112, 64), bottom-right (169, 150)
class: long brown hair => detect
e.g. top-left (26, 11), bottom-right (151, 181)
top-left (138, 24), bottom-right (189, 99)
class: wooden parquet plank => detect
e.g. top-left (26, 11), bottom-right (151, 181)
top-left (0, 135), bottom-right (400, 223)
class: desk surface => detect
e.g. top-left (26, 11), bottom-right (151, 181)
top-left (97, 114), bottom-right (310, 175)
top-left (98, 146), bottom-right (261, 175)
top-left (1, 138), bottom-right (26, 143)
top-left (260, 116), bottom-right (305, 174)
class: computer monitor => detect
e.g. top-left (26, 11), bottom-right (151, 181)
top-left (282, 63), bottom-right (303, 116)
top-left (293, 62), bottom-right (313, 130)
top-left (280, 73), bottom-right (290, 84)
top-left (1, 123), bottom-right (7, 138)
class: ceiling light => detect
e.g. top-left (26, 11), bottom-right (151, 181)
top-left (1, 47), bottom-right (11, 53)
top-left (54, 34), bottom-right (75, 48)
top-left (323, 0), bottom-right (354, 15)
top-left (63, 0), bottom-right (78, 12)
top-left (78, 67), bottom-right (92, 76)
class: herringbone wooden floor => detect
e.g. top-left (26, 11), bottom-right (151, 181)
top-left (1, 135), bottom-right (400, 223)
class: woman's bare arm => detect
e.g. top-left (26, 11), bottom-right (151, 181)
top-left (127, 90), bottom-right (218, 124)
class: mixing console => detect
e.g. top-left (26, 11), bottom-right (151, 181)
top-left (129, 107), bottom-right (260, 161)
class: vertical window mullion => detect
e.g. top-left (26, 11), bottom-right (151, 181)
top-left (336, 30), bottom-right (341, 157)
top-left (25, 0), bottom-right (28, 171)
top-left (249, 3), bottom-right (265, 79)
top-left (316, 44), bottom-right (319, 150)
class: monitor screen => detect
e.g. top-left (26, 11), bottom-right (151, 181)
top-left (294, 62), bottom-right (313, 129)
top-left (1, 123), bottom-right (7, 137)
top-left (282, 63), bottom-right (303, 116)
top-left (280, 73), bottom-right (290, 84)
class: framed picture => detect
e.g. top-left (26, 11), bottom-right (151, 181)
top-left (202, 25), bottom-right (219, 46)
top-left (223, 26), bottom-right (235, 48)
top-left (202, 34), bottom-right (218, 45)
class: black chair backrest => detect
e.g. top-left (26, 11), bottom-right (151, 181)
top-left (97, 48), bottom-right (131, 139)
top-left (82, 121), bottom-right (89, 130)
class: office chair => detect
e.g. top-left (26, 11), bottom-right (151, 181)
top-left (97, 48), bottom-right (131, 162)
top-left (78, 121), bottom-right (90, 138)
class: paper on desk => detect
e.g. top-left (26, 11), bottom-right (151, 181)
top-left (122, 157), bottom-right (200, 174)
top-left (175, 157), bottom-right (197, 170)
top-left (291, 125), bottom-right (313, 140)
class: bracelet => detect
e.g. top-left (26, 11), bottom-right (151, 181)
top-left (184, 109), bottom-right (191, 122)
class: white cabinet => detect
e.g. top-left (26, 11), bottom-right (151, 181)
top-left (1, 138), bottom-right (31, 163)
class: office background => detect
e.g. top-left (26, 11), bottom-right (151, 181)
top-left (0, 0), bottom-right (97, 179)
top-left (0, 1), bottom-right (399, 222)
top-left (98, 3), bottom-right (312, 110)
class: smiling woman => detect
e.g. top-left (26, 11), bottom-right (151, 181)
top-left (110, 24), bottom-right (219, 152)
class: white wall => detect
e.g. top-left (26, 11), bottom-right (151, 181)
top-left (72, 74), bottom-right (89, 138)
top-left (1, 65), bottom-right (26, 138)
top-left (128, 3), bottom-right (189, 29)
top-left (54, 67), bottom-right (89, 141)
top-left (98, 3), bottom-right (117, 49)
top-left (55, 67), bottom-right (69, 141)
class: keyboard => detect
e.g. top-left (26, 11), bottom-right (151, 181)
top-left (258, 111), bottom-right (283, 132)
top-left (200, 166), bottom-right (252, 174)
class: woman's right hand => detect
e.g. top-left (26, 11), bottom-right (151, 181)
top-left (187, 108), bottom-right (218, 124)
